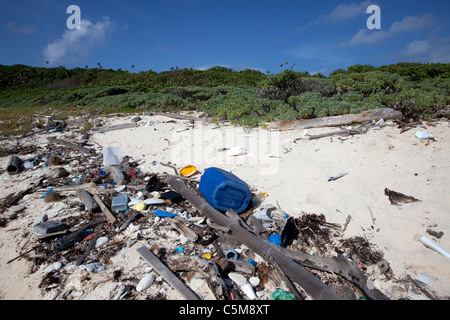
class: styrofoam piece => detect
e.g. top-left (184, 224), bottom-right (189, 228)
top-left (240, 283), bottom-right (257, 300)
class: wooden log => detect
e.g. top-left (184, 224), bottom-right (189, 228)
top-left (275, 245), bottom-right (388, 300)
top-left (76, 189), bottom-right (100, 212)
top-left (47, 137), bottom-right (94, 154)
top-left (165, 175), bottom-right (343, 300)
top-left (0, 177), bottom-right (45, 213)
top-left (308, 128), bottom-right (362, 140)
top-left (147, 111), bottom-right (209, 123)
top-left (92, 123), bottom-right (137, 132)
top-left (269, 108), bottom-right (403, 131)
top-left (136, 245), bottom-right (200, 300)
top-left (167, 218), bottom-right (199, 242)
top-left (168, 255), bottom-right (228, 300)
top-left (93, 195), bottom-right (116, 224)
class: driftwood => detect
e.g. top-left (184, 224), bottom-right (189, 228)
top-left (275, 245), bottom-right (388, 300)
top-left (46, 137), bottom-right (94, 154)
top-left (269, 108), bottom-right (403, 131)
top-left (92, 123), bottom-right (137, 132)
top-left (136, 245), bottom-right (200, 300)
top-left (168, 255), bottom-right (228, 300)
top-left (307, 121), bottom-right (392, 140)
top-left (75, 223), bottom-right (103, 266)
top-left (93, 195), bottom-right (116, 224)
top-left (147, 111), bottom-right (209, 123)
top-left (167, 218), bottom-right (199, 242)
top-left (165, 175), bottom-right (342, 300)
top-left (308, 128), bottom-right (362, 140)
top-left (6, 245), bottom-right (39, 264)
top-left (226, 259), bottom-right (255, 274)
top-left (0, 177), bottom-right (45, 213)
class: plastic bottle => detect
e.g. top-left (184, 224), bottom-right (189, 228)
top-left (280, 217), bottom-right (299, 248)
top-left (199, 167), bottom-right (251, 214)
top-left (56, 229), bottom-right (88, 250)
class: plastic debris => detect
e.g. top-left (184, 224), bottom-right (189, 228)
top-left (327, 171), bottom-right (348, 182)
top-left (199, 167), bottom-right (251, 214)
top-left (268, 234), bottom-right (282, 245)
top-left (102, 146), bottom-right (123, 166)
top-left (271, 289), bottom-right (295, 300)
top-left (415, 131), bottom-right (434, 139)
top-left (414, 234), bottom-right (450, 257)
top-left (153, 209), bottom-right (177, 218)
top-left (179, 165), bottom-right (197, 177)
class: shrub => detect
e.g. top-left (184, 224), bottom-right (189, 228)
top-left (258, 70), bottom-right (335, 101)
top-left (201, 87), bottom-right (297, 126)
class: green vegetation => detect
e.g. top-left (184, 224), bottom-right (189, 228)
top-left (0, 62), bottom-right (449, 135)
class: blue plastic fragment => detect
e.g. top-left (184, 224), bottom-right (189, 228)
top-left (248, 259), bottom-right (256, 266)
top-left (40, 187), bottom-right (54, 199)
top-left (153, 209), bottom-right (177, 218)
top-left (174, 246), bottom-right (184, 253)
top-left (268, 234), bottom-right (282, 245)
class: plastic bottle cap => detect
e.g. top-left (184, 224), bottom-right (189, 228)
top-left (133, 202), bottom-right (147, 211)
top-left (225, 249), bottom-right (239, 260)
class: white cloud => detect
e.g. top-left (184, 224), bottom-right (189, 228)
top-left (402, 37), bottom-right (450, 63)
top-left (43, 17), bottom-right (113, 66)
top-left (6, 22), bottom-right (37, 34)
top-left (340, 13), bottom-right (439, 47)
top-left (295, 1), bottom-right (373, 33)
top-left (323, 0), bottom-right (373, 24)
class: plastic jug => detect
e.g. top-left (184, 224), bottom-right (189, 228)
top-left (199, 167), bottom-right (251, 214)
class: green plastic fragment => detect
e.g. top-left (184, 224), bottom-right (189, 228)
top-left (271, 289), bottom-right (295, 300)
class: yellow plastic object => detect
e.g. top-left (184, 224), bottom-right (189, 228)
top-left (133, 202), bottom-right (147, 211)
top-left (179, 165), bottom-right (197, 177)
top-left (201, 253), bottom-right (211, 260)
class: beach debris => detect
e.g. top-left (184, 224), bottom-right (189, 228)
top-left (136, 274), bottom-right (155, 292)
top-left (327, 171), bottom-right (348, 182)
top-left (227, 146), bottom-right (247, 157)
top-left (137, 245), bottom-right (200, 300)
top-left (102, 146), bottom-right (123, 166)
top-left (6, 155), bottom-right (21, 175)
top-left (2, 119), bottom-right (441, 302)
top-left (414, 235), bottom-right (450, 258)
top-left (269, 108), bottom-right (403, 131)
top-left (111, 193), bottom-right (128, 212)
top-left (416, 272), bottom-right (437, 287)
top-left (271, 289), bottom-right (295, 300)
top-left (179, 165), bottom-right (197, 177)
top-left (199, 167), bottom-right (252, 214)
top-left (384, 188), bottom-right (421, 205)
top-left (415, 131), bottom-right (434, 139)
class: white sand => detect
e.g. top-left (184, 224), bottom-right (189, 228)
top-left (1, 113), bottom-right (449, 299)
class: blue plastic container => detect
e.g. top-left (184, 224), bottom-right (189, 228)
top-left (199, 167), bottom-right (251, 214)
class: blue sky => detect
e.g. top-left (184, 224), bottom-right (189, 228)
top-left (1, 0), bottom-right (449, 75)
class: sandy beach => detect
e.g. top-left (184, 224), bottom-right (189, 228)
top-left (1, 113), bottom-right (449, 300)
